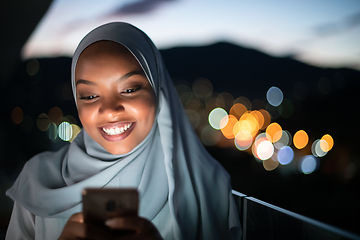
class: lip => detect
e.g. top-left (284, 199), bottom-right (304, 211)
top-left (98, 122), bottom-right (135, 142)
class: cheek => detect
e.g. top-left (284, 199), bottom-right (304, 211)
top-left (130, 97), bottom-right (156, 123)
top-left (78, 106), bottom-right (97, 129)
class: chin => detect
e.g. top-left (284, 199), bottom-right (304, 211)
top-left (104, 143), bottom-right (135, 155)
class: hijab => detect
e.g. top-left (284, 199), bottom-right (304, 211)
top-left (7, 22), bottom-right (240, 240)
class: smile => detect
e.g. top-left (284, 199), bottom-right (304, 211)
top-left (102, 123), bottom-right (133, 135)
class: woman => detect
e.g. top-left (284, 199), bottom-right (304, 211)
top-left (6, 22), bottom-right (241, 239)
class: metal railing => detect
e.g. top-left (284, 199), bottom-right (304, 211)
top-left (232, 190), bottom-right (360, 240)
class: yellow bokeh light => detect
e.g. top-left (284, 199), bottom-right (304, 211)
top-left (220, 115), bottom-right (238, 139)
top-left (239, 112), bottom-right (260, 137)
top-left (69, 124), bottom-right (81, 142)
top-left (251, 110), bottom-right (265, 130)
top-left (11, 107), bottom-right (24, 124)
top-left (230, 103), bottom-right (247, 120)
top-left (320, 134), bottom-right (334, 152)
top-left (266, 122), bottom-right (282, 142)
top-left (293, 130), bottom-right (309, 149)
top-left (36, 113), bottom-right (50, 132)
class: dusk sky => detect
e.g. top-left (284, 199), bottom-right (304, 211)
top-left (22, 0), bottom-right (360, 70)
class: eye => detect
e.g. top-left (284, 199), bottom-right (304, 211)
top-left (122, 86), bottom-right (141, 94)
top-left (79, 95), bottom-right (98, 100)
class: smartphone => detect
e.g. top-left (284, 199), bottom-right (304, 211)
top-left (82, 188), bottom-right (139, 226)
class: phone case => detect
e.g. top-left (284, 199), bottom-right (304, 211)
top-left (82, 188), bottom-right (139, 225)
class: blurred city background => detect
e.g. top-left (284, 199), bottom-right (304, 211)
top-left (1, 0), bottom-right (360, 237)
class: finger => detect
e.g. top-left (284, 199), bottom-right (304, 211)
top-left (58, 221), bottom-right (87, 240)
top-left (85, 223), bottom-right (113, 240)
top-left (68, 212), bottom-right (84, 223)
top-left (106, 216), bottom-right (163, 239)
top-left (105, 216), bottom-right (149, 232)
top-left (59, 213), bottom-right (113, 240)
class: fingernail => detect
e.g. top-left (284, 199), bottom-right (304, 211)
top-left (105, 219), bottom-right (116, 227)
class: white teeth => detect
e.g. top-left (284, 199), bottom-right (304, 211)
top-left (102, 123), bottom-right (133, 135)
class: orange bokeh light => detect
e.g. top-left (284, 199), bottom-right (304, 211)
top-left (258, 109), bottom-right (271, 130)
top-left (266, 122), bottom-right (282, 142)
top-left (251, 110), bottom-right (265, 130)
top-left (11, 107), bottom-right (24, 124)
top-left (49, 106), bottom-right (63, 125)
top-left (293, 130), bottom-right (309, 149)
top-left (321, 134), bottom-right (334, 152)
top-left (220, 115), bottom-right (238, 139)
top-left (230, 103), bottom-right (247, 120)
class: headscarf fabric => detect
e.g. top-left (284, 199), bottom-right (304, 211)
top-left (7, 22), bottom-right (240, 240)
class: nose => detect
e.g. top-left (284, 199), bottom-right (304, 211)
top-left (98, 96), bottom-right (125, 119)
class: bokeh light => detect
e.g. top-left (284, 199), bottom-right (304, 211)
top-left (26, 59), bottom-right (40, 76)
top-left (229, 103), bottom-right (247, 119)
top-left (266, 86), bottom-right (283, 107)
top-left (274, 130), bottom-right (292, 149)
top-left (176, 83), bottom-right (193, 105)
top-left (58, 122), bottom-right (73, 141)
top-left (266, 122), bottom-right (282, 142)
top-left (277, 146), bottom-right (294, 165)
top-left (63, 115), bottom-right (77, 125)
top-left (192, 78), bottom-right (213, 100)
top-left (201, 125), bottom-right (221, 146)
top-left (299, 155), bottom-right (318, 174)
top-left (263, 158), bottom-right (279, 171)
top-left (236, 112), bottom-right (260, 138)
top-left (293, 130), bottom-right (309, 149)
top-left (69, 124), bottom-right (81, 142)
top-left (11, 107), bottom-right (24, 124)
top-left (185, 109), bottom-right (201, 129)
top-left (185, 98), bottom-right (202, 111)
top-left (36, 113), bottom-right (50, 132)
top-left (312, 139), bottom-right (327, 157)
top-left (234, 131), bottom-right (253, 151)
top-left (209, 108), bottom-right (228, 130)
top-left (220, 115), bottom-right (238, 139)
top-left (47, 122), bottom-right (57, 140)
top-left (258, 109), bottom-right (271, 130)
top-left (234, 96), bottom-right (252, 111)
top-left (321, 134), bottom-right (334, 152)
top-left (49, 106), bottom-right (63, 125)
top-left (251, 110), bottom-right (265, 130)
top-left (216, 92), bottom-right (234, 111)
top-left (256, 140), bottom-right (274, 160)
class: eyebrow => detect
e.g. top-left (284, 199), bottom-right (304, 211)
top-left (76, 70), bottom-right (145, 86)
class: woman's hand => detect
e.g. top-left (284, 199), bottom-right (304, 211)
top-left (105, 216), bottom-right (163, 240)
top-left (58, 212), bottom-right (112, 240)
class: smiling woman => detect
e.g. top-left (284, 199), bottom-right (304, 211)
top-left (75, 41), bottom-right (156, 155)
top-left (5, 22), bottom-right (241, 240)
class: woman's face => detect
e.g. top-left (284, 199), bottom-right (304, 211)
top-left (75, 41), bottom-right (156, 155)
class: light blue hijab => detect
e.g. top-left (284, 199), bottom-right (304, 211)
top-left (7, 22), bottom-right (240, 240)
